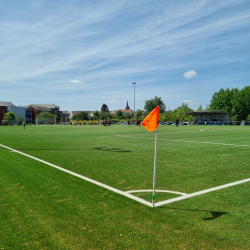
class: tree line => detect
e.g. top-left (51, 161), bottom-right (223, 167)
top-left (207, 86), bottom-right (250, 120)
top-left (3, 112), bottom-right (23, 125)
top-left (5, 86), bottom-right (250, 125)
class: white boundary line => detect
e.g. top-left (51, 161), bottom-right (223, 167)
top-left (116, 135), bottom-right (250, 147)
top-left (0, 143), bottom-right (151, 207)
top-left (2, 143), bottom-right (250, 208)
top-left (154, 178), bottom-right (250, 207)
top-left (126, 189), bottom-right (187, 195)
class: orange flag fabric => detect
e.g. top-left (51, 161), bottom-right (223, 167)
top-left (142, 106), bottom-right (160, 132)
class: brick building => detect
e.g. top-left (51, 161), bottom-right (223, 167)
top-left (0, 102), bottom-right (15, 125)
top-left (26, 104), bottom-right (60, 120)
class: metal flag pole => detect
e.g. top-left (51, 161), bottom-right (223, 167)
top-left (152, 128), bottom-right (159, 208)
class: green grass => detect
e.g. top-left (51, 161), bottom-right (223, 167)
top-left (1, 124), bottom-right (250, 249)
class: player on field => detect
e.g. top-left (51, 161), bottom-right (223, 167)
top-left (175, 117), bottom-right (179, 127)
top-left (84, 120), bottom-right (86, 125)
top-left (23, 121), bottom-right (25, 129)
top-left (79, 120), bottom-right (82, 126)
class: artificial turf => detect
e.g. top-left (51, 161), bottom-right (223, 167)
top-left (1, 124), bottom-right (250, 249)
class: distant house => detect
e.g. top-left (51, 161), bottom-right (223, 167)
top-left (0, 102), bottom-right (15, 125)
top-left (113, 101), bottom-right (134, 115)
top-left (69, 111), bottom-right (95, 119)
top-left (26, 104), bottom-right (60, 119)
top-left (0, 101), bottom-right (32, 125)
top-left (69, 111), bottom-right (79, 119)
top-left (59, 111), bottom-right (69, 121)
top-left (87, 111), bottom-right (95, 117)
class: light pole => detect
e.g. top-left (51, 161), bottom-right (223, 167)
top-left (132, 82), bottom-right (136, 124)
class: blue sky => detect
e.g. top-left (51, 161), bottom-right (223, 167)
top-left (1, 0), bottom-right (250, 112)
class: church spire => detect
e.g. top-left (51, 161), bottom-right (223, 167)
top-left (125, 100), bottom-right (130, 110)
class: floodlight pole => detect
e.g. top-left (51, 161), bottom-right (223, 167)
top-left (132, 82), bottom-right (136, 123)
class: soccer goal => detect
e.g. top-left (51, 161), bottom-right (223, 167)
top-left (36, 118), bottom-right (56, 125)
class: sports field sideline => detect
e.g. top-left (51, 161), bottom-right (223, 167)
top-left (1, 124), bottom-right (250, 249)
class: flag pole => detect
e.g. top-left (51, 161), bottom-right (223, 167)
top-left (152, 127), bottom-right (158, 208)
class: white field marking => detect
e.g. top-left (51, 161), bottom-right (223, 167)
top-left (116, 135), bottom-right (250, 147)
top-left (158, 130), bottom-right (215, 134)
top-left (119, 129), bottom-right (215, 137)
top-left (0, 143), bottom-right (152, 207)
top-left (126, 189), bottom-right (187, 195)
top-left (3, 142), bottom-right (250, 207)
top-left (154, 177), bottom-right (250, 207)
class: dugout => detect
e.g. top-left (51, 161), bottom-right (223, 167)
top-left (185, 111), bottom-right (231, 125)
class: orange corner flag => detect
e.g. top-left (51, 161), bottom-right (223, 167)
top-left (142, 106), bottom-right (160, 132)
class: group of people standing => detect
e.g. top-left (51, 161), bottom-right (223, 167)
top-left (127, 119), bottom-right (141, 126)
top-left (69, 119), bottom-right (112, 126)
top-left (103, 119), bottom-right (111, 126)
top-left (89, 120), bottom-right (99, 125)
top-left (70, 120), bottom-right (88, 126)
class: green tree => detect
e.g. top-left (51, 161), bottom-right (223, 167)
top-left (135, 109), bottom-right (143, 118)
top-left (231, 86), bottom-right (250, 120)
top-left (116, 110), bottom-right (123, 118)
top-left (36, 111), bottom-right (56, 125)
top-left (209, 88), bottom-right (239, 112)
top-left (78, 111), bottom-right (89, 120)
top-left (16, 114), bottom-right (24, 125)
top-left (4, 111), bottom-right (16, 125)
top-left (159, 113), bottom-right (168, 122)
top-left (196, 105), bottom-right (203, 111)
top-left (71, 115), bottom-right (77, 120)
top-left (205, 104), bottom-right (211, 111)
top-left (124, 113), bottom-right (132, 119)
top-left (173, 103), bottom-right (193, 121)
top-left (36, 111), bottom-right (56, 119)
top-left (100, 111), bottom-right (111, 120)
top-left (144, 96), bottom-right (166, 113)
top-left (93, 111), bottom-right (100, 120)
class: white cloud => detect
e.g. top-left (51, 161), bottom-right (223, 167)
top-left (69, 79), bottom-right (83, 84)
top-left (182, 100), bottom-right (193, 103)
top-left (183, 70), bottom-right (197, 79)
top-left (109, 98), bottom-right (119, 103)
top-left (100, 96), bottom-right (109, 99)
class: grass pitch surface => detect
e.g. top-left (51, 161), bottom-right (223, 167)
top-left (1, 124), bottom-right (250, 249)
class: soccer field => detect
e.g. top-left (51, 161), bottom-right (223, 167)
top-left (1, 124), bottom-right (250, 249)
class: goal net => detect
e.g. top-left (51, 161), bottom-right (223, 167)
top-left (36, 118), bottom-right (56, 125)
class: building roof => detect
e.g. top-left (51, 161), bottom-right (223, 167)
top-left (185, 110), bottom-right (231, 116)
top-left (0, 101), bottom-right (15, 107)
top-left (61, 111), bottom-right (69, 114)
top-left (27, 104), bottom-right (59, 111)
top-left (114, 109), bottom-right (134, 113)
